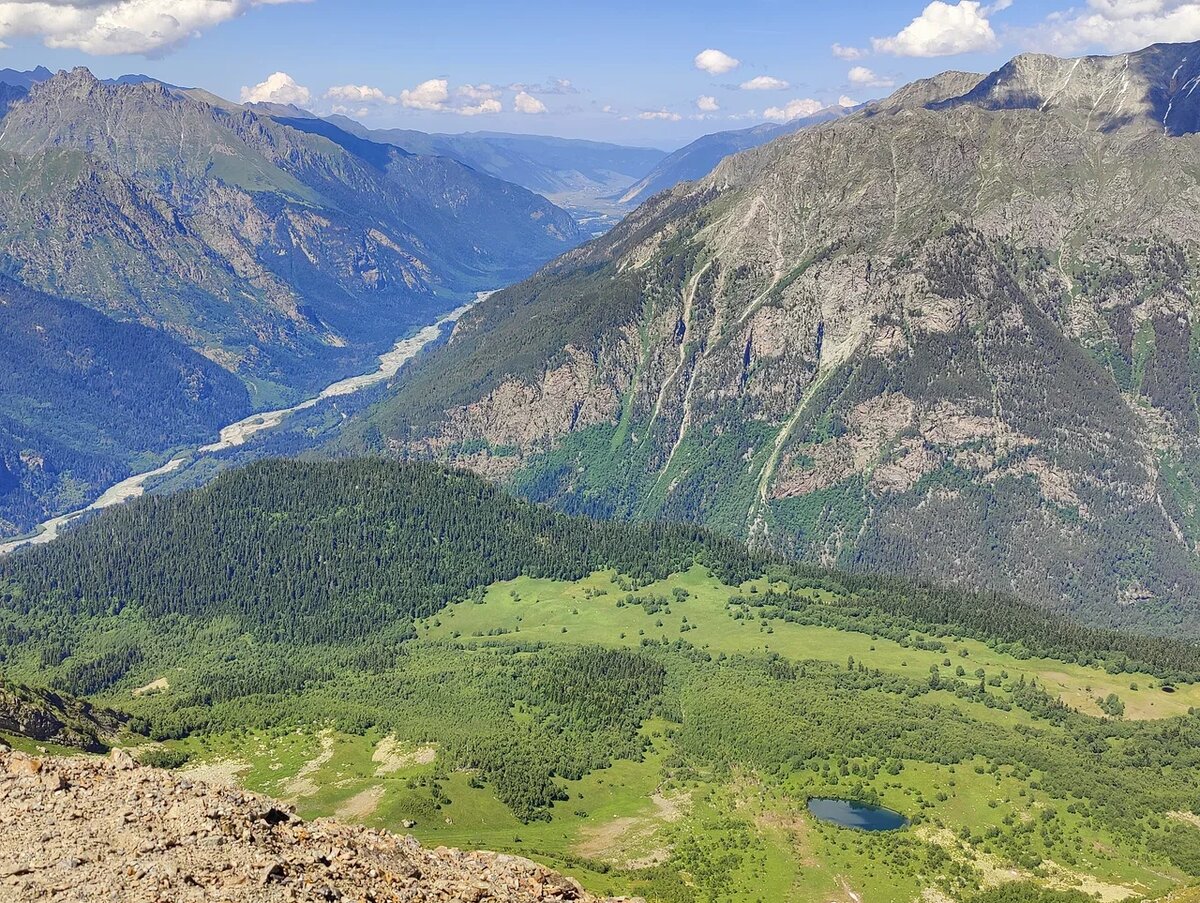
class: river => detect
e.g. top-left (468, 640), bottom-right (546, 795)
top-left (0, 294), bottom-right (485, 557)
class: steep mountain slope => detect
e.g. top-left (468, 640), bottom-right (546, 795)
top-left (616, 106), bottom-right (852, 207)
top-left (0, 83), bottom-right (27, 118)
top-left (0, 275), bottom-right (250, 535)
top-left (345, 42), bottom-right (1200, 634)
top-left (0, 68), bottom-right (580, 393)
top-left (325, 116), bottom-right (665, 201)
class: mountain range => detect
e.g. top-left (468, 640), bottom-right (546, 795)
top-left (342, 41), bottom-right (1200, 636)
top-left (616, 106), bottom-right (849, 207)
top-left (0, 66), bottom-right (583, 533)
top-left (325, 116), bottom-right (666, 201)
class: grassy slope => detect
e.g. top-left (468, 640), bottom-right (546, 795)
top-left (423, 567), bottom-right (1200, 720)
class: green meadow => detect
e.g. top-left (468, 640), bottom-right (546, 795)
top-left (148, 565), bottom-right (1200, 903)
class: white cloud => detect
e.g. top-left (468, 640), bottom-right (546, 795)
top-left (763, 97), bottom-right (826, 121)
top-left (514, 91), bottom-right (547, 114)
top-left (459, 98), bottom-right (502, 116)
top-left (831, 43), bottom-right (868, 60)
top-left (400, 78), bottom-right (450, 111)
top-left (0, 0), bottom-right (309, 57)
top-left (740, 75), bottom-right (790, 90)
top-left (325, 80), bottom-right (506, 116)
top-left (872, 1), bottom-right (999, 57)
top-left (694, 48), bottom-right (740, 75)
top-left (638, 108), bottom-right (683, 121)
top-left (847, 66), bottom-right (895, 88)
top-left (838, 95), bottom-right (860, 107)
top-left (696, 94), bottom-right (720, 112)
top-left (325, 84), bottom-right (397, 105)
top-left (458, 83), bottom-right (501, 102)
top-left (240, 71), bottom-right (311, 106)
top-left (1034, 0), bottom-right (1200, 53)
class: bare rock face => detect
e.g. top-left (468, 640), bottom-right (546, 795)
top-left (0, 749), bottom-right (635, 903)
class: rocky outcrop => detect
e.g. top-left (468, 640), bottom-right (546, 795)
top-left (0, 681), bottom-right (127, 753)
top-left (0, 749), bottom-right (632, 902)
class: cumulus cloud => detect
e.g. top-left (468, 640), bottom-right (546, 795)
top-left (241, 72), bottom-right (311, 106)
top-left (763, 97), bottom-right (825, 121)
top-left (1034, 0), bottom-right (1200, 53)
top-left (694, 48), bottom-right (740, 75)
top-left (325, 84), bottom-right (397, 105)
top-left (322, 80), bottom-right (505, 116)
top-left (740, 75), bottom-right (790, 90)
top-left (847, 66), bottom-right (895, 87)
top-left (400, 78), bottom-right (450, 111)
top-left (872, 1), bottom-right (999, 57)
top-left (838, 95), bottom-right (860, 108)
top-left (638, 108), bottom-right (683, 121)
top-left (831, 43), bottom-right (868, 60)
top-left (514, 91), bottom-right (547, 114)
top-left (459, 99), bottom-right (502, 116)
top-left (458, 83), bottom-right (502, 102)
top-left (696, 94), bottom-right (720, 112)
top-left (0, 0), bottom-right (309, 56)
top-left (638, 108), bottom-right (686, 120)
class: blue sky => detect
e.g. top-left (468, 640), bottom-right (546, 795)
top-left (1, 1), bottom-right (1198, 147)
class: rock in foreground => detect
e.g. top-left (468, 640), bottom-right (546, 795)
top-left (0, 748), bottom-right (632, 902)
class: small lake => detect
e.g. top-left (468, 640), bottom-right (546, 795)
top-left (807, 798), bottom-right (908, 831)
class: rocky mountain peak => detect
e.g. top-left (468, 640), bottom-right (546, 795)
top-left (871, 70), bottom-right (985, 112)
top-left (940, 41), bottom-right (1200, 134)
top-left (44, 66), bottom-right (102, 95)
top-left (29, 65), bottom-right (171, 105)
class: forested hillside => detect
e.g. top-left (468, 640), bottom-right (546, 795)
top-left (0, 275), bottom-right (250, 534)
top-left (2, 459), bottom-right (1195, 682)
top-left (0, 460), bottom-right (755, 648)
top-left (342, 42), bottom-right (1200, 635)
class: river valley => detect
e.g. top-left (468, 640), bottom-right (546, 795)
top-left (0, 295), bottom-right (485, 556)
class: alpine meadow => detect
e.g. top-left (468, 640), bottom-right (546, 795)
top-left (2, 4), bottom-right (1200, 902)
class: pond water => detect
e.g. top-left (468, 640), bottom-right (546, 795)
top-left (807, 798), bottom-right (908, 831)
